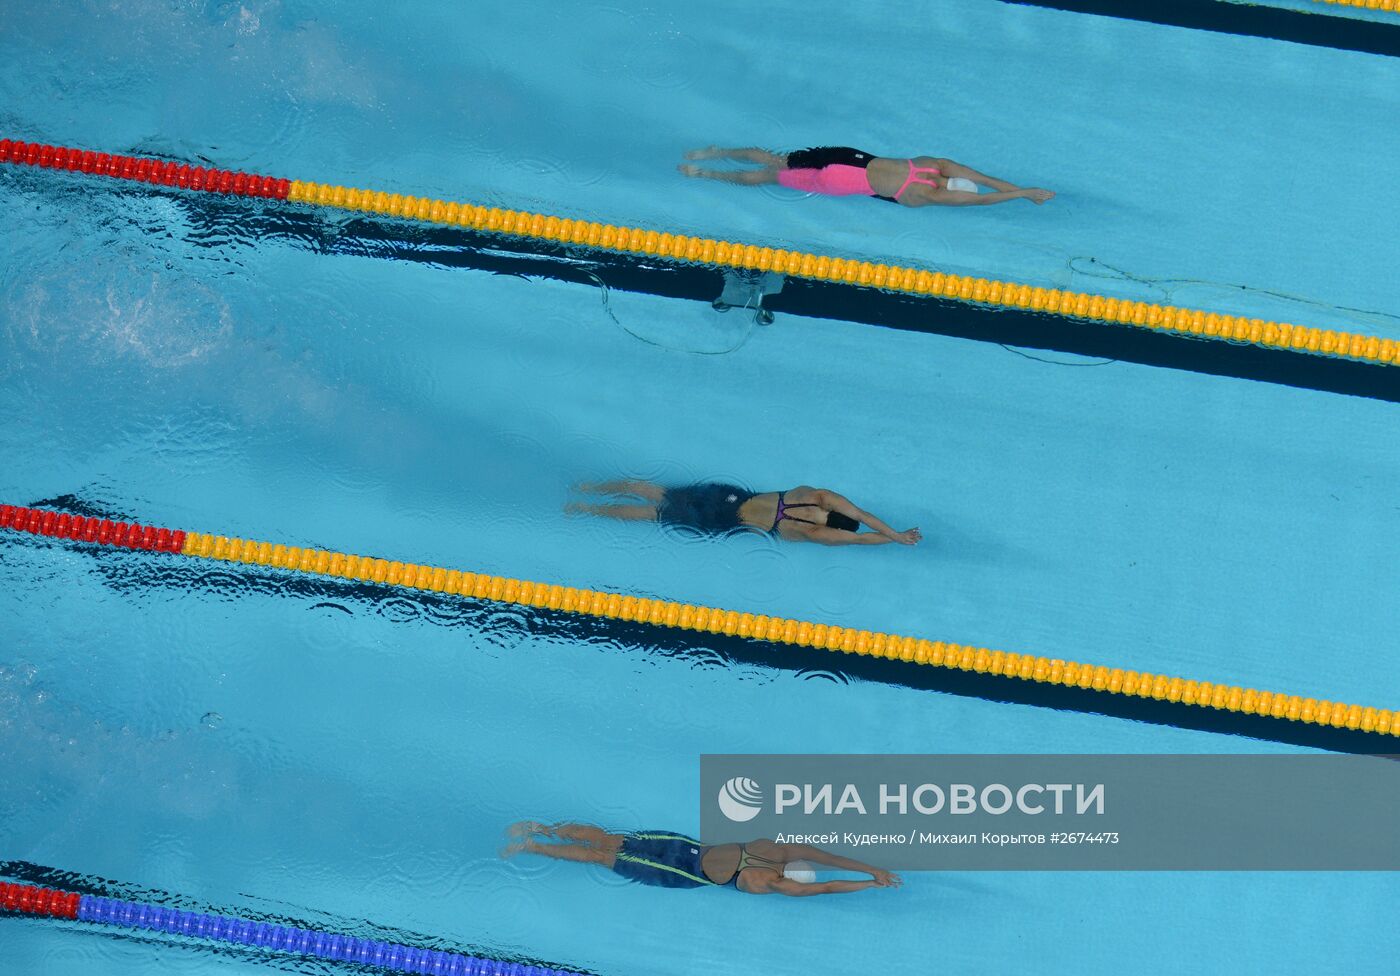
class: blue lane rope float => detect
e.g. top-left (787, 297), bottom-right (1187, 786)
top-left (1, 880), bottom-right (585, 976)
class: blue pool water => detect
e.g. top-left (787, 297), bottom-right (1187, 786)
top-left (3, 2), bottom-right (1399, 974)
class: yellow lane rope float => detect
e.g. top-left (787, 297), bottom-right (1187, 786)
top-left (8, 504), bottom-right (1390, 736)
top-left (283, 178), bottom-right (1396, 367)
top-left (1, 139), bottom-right (1392, 367)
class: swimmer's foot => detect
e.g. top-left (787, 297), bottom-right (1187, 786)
top-left (563, 501), bottom-right (591, 515)
top-left (683, 146), bottom-right (723, 161)
top-left (678, 163), bottom-right (703, 178)
top-left (507, 820), bottom-right (552, 838)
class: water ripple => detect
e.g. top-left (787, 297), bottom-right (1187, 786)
top-left (793, 668), bottom-right (851, 686)
top-left (5, 254), bottom-right (234, 371)
top-left (375, 594), bottom-right (425, 625)
top-left (480, 606), bottom-right (531, 651)
top-left (637, 26), bottom-right (702, 92)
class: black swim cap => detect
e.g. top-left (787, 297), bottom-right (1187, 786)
top-left (826, 511), bottom-right (860, 532)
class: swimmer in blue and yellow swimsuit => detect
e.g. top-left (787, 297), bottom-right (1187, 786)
top-left (502, 822), bottom-right (902, 896)
top-left (565, 480), bottom-right (921, 547)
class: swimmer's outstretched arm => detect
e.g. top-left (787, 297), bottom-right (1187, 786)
top-left (936, 158), bottom-right (1021, 192)
top-left (779, 844), bottom-right (902, 885)
top-left (815, 490), bottom-right (922, 545)
top-left (766, 878), bottom-right (888, 897)
top-left (930, 187), bottom-right (1054, 207)
top-left (807, 528), bottom-right (898, 546)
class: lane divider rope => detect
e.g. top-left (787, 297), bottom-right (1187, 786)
top-left (0, 139), bottom-right (289, 199)
top-left (1316, 0), bottom-right (1398, 11)
top-left (0, 880), bottom-right (581, 976)
top-left (2, 502), bottom-right (1393, 736)
top-left (2, 137), bottom-right (1395, 368)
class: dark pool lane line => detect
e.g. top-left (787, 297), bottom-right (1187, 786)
top-left (13, 172), bottom-right (1396, 403)
top-left (66, 539), bottom-right (1400, 756)
top-left (999, 0), bottom-right (1400, 58)
top-left (587, 606), bottom-right (1396, 755)
top-left (235, 204), bottom-right (1399, 406)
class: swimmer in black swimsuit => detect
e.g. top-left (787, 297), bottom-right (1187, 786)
top-left (564, 480), bottom-right (921, 546)
top-left (502, 822), bottom-right (902, 896)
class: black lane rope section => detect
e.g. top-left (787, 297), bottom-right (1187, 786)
top-left (9, 522), bottom-right (1388, 755)
top-left (159, 192), bottom-right (1400, 404)
top-left (999, 0), bottom-right (1400, 58)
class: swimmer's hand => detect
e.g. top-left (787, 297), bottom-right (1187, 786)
top-left (1025, 188), bottom-right (1054, 204)
top-left (870, 869), bottom-right (903, 888)
top-left (888, 528), bottom-right (922, 546)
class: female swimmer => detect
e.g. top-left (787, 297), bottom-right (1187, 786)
top-left (503, 822), bottom-right (902, 896)
top-left (565, 480), bottom-right (921, 547)
top-left (679, 145), bottom-right (1053, 207)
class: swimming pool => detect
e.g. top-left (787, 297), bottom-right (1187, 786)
top-left (3, 1), bottom-right (1399, 974)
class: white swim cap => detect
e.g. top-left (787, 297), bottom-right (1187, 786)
top-left (783, 860), bottom-right (817, 884)
top-left (946, 177), bottom-right (978, 193)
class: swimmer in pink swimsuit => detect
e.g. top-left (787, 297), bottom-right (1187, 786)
top-left (679, 145), bottom-right (1054, 208)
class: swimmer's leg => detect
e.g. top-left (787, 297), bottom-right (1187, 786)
top-left (507, 820), bottom-right (551, 838)
top-left (576, 480), bottom-right (666, 501)
top-left (504, 839), bottom-right (618, 868)
top-left (684, 146), bottom-right (786, 166)
top-left (679, 164), bottom-right (780, 184)
top-left (549, 823), bottom-right (622, 847)
top-left (564, 501), bottom-right (659, 521)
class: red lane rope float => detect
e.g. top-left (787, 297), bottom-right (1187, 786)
top-left (0, 504), bottom-right (184, 553)
top-left (0, 882), bottom-right (80, 920)
top-left (0, 138), bottom-right (289, 200)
